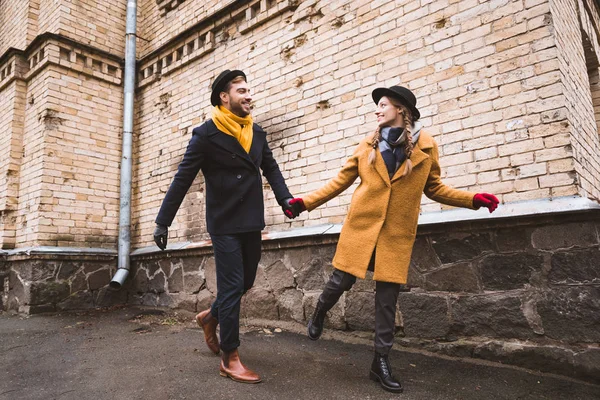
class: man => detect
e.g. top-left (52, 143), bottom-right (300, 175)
top-left (154, 69), bottom-right (300, 384)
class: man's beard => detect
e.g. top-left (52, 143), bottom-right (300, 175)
top-left (230, 101), bottom-right (250, 117)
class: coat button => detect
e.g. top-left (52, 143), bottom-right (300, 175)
top-left (231, 154), bottom-right (236, 158)
top-left (239, 197), bottom-right (244, 202)
top-left (237, 174), bottom-right (241, 179)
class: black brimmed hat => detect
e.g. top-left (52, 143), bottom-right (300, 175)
top-left (211, 69), bottom-right (246, 106)
top-left (372, 85), bottom-right (420, 120)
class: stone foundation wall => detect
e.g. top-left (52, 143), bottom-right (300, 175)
top-left (1, 212), bottom-right (599, 381)
top-left (1, 252), bottom-right (122, 314)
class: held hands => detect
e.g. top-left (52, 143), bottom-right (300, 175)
top-left (154, 224), bottom-right (168, 250)
top-left (281, 197), bottom-right (306, 219)
top-left (473, 193), bottom-right (499, 213)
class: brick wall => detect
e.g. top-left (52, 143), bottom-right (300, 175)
top-left (0, 36), bottom-right (124, 248)
top-left (1, 0), bottom-right (126, 58)
top-left (0, 0), bottom-right (38, 55)
top-left (50, 0), bottom-right (127, 57)
top-left (552, 0), bottom-right (600, 200)
top-left (138, 0), bottom-right (224, 57)
top-left (1, 0), bottom-right (600, 249)
top-left (132, 0), bottom-right (595, 247)
top-left (0, 76), bottom-right (26, 249)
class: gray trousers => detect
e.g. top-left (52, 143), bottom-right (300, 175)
top-left (319, 268), bottom-right (401, 355)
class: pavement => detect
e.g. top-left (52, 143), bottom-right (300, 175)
top-left (1, 307), bottom-right (598, 400)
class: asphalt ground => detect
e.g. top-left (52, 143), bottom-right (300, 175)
top-left (1, 307), bottom-right (598, 400)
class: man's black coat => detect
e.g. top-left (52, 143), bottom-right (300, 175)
top-left (155, 120), bottom-right (292, 235)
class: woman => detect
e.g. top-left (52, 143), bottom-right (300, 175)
top-left (289, 85), bottom-right (498, 393)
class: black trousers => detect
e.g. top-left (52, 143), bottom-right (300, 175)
top-left (209, 231), bottom-right (261, 352)
top-left (319, 268), bottom-right (401, 355)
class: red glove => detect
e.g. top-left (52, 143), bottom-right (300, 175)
top-left (289, 198), bottom-right (306, 214)
top-left (473, 193), bottom-right (499, 213)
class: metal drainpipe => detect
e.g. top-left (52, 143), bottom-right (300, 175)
top-left (110, 0), bottom-right (137, 289)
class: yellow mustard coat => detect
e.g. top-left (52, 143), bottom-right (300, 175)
top-left (303, 131), bottom-right (476, 284)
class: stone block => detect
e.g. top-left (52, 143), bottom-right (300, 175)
top-left (252, 265), bottom-right (270, 291)
top-left (473, 342), bottom-right (575, 377)
top-left (158, 292), bottom-right (174, 308)
top-left (549, 248), bottom-right (600, 284)
top-left (241, 287), bottom-right (278, 320)
top-left (30, 281), bottom-right (70, 305)
top-left (345, 291), bottom-right (375, 331)
top-left (70, 270), bottom-right (88, 292)
top-left (264, 260), bottom-right (295, 293)
top-left (148, 271), bottom-right (166, 293)
top-left (132, 267), bottom-right (149, 293)
top-left (532, 222), bottom-right (598, 250)
top-left (295, 257), bottom-right (329, 291)
top-left (495, 227), bottom-right (532, 252)
top-left (424, 262), bottom-right (480, 293)
top-left (196, 289), bottom-right (214, 312)
top-left (204, 256), bottom-right (217, 294)
top-left (57, 291), bottom-right (94, 311)
top-left (141, 293), bottom-right (159, 306)
top-left (95, 286), bottom-right (128, 308)
top-left (56, 262), bottom-right (80, 280)
top-left (277, 289), bottom-right (304, 322)
top-left (166, 293), bottom-right (197, 312)
top-left (411, 237), bottom-right (442, 272)
top-left (181, 256), bottom-right (203, 274)
top-left (431, 233), bottom-right (494, 264)
top-left (167, 266), bottom-right (184, 292)
top-left (9, 270), bottom-right (28, 304)
top-left (88, 268), bottom-right (111, 290)
top-left (573, 348), bottom-right (600, 383)
top-left (158, 258), bottom-right (173, 277)
top-left (480, 253), bottom-right (543, 290)
top-left (451, 294), bottom-right (533, 339)
top-left (537, 287), bottom-right (600, 343)
top-left (183, 272), bottom-right (204, 294)
top-left (406, 262), bottom-right (425, 288)
top-left (398, 293), bottom-right (450, 339)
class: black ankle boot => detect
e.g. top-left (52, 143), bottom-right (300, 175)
top-left (369, 352), bottom-right (403, 393)
top-left (307, 301), bottom-right (327, 340)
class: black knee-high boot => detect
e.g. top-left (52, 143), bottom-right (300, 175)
top-left (307, 300), bottom-right (328, 340)
top-left (307, 269), bottom-right (356, 340)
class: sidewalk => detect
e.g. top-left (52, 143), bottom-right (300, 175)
top-left (1, 307), bottom-right (598, 400)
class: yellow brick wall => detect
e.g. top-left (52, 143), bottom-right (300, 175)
top-left (2, 0), bottom-right (600, 250)
top-left (551, 0), bottom-right (600, 200)
top-left (132, 0), bottom-right (591, 247)
top-left (0, 0), bottom-right (38, 55)
top-left (51, 0), bottom-right (128, 57)
top-left (138, 0), bottom-right (223, 57)
top-left (0, 77), bottom-right (26, 249)
top-left (39, 66), bottom-right (123, 248)
top-left (1, 37), bottom-right (124, 248)
top-left (15, 68), bottom-right (48, 246)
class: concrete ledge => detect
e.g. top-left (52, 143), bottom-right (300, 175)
top-left (418, 195), bottom-right (600, 226)
top-left (1, 247), bottom-right (117, 257)
top-left (3, 196), bottom-right (599, 258)
top-left (128, 195), bottom-right (600, 255)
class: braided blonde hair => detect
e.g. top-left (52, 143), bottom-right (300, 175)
top-left (369, 99), bottom-right (415, 177)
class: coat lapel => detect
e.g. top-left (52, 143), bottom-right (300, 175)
top-left (390, 130), bottom-right (434, 183)
top-left (248, 126), bottom-right (264, 167)
top-left (374, 151), bottom-right (391, 187)
top-left (206, 121), bottom-right (257, 168)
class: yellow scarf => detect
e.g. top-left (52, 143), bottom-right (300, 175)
top-left (212, 106), bottom-right (253, 153)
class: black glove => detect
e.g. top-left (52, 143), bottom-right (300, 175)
top-left (154, 224), bottom-right (168, 250)
top-left (281, 197), bottom-right (299, 219)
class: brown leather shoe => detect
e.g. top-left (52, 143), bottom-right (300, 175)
top-left (219, 349), bottom-right (261, 384)
top-left (195, 309), bottom-right (220, 355)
